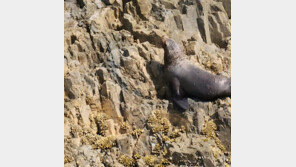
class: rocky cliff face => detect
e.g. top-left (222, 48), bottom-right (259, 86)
top-left (64, 0), bottom-right (231, 166)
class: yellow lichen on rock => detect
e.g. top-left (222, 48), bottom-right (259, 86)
top-left (152, 143), bottom-right (162, 154)
top-left (95, 136), bottom-right (116, 149)
top-left (119, 155), bottom-right (136, 167)
top-left (130, 129), bottom-right (144, 138)
top-left (120, 121), bottom-right (130, 134)
top-left (133, 153), bottom-right (142, 159)
top-left (160, 158), bottom-right (170, 165)
top-left (169, 128), bottom-right (182, 139)
top-left (120, 122), bottom-right (130, 130)
top-left (147, 110), bottom-right (170, 134)
top-left (147, 110), bottom-right (188, 145)
top-left (161, 134), bottom-right (171, 142)
top-left (143, 155), bottom-right (157, 167)
top-left (202, 120), bottom-right (226, 152)
top-left (95, 112), bottom-right (109, 136)
top-left (81, 131), bottom-right (100, 147)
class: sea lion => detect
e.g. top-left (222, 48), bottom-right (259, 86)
top-left (162, 37), bottom-right (231, 110)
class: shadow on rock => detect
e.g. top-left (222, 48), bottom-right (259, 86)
top-left (145, 60), bottom-right (170, 99)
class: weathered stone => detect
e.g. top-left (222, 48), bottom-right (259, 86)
top-left (76, 145), bottom-right (104, 167)
top-left (161, 0), bottom-right (178, 9)
top-left (64, 0), bottom-right (231, 166)
top-left (181, 5), bottom-right (199, 38)
top-left (136, 159), bottom-right (146, 167)
top-left (122, 13), bottom-right (137, 32)
top-left (117, 134), bottom-right (134, 156)
top-left (203, 158), bottom-right (215, 167)
top-left (96, 67), bottom-right (109, 84)
top-left (135, 0), bottom-right (152, 19)
top-left (185, 41), bottom-right (199, 55)
top-left (121, 57), bottom-right (139, 78)
top-left (64, 77), bottom-right (77, 99)
top-left (217, 0), bottom-right (231, 18)
top-left (168, 134), bottom-right (203, 166)
top-left (149, 60), bottom-right (163, 78)
top-left (102, 0), bottom-right (115, 5)
top-left (133, 28), bottom-right (166, 47)
top-left (64, 119), bottom-right (71, 136)
top-left (105, 119), bottom-right (121, 136)
top-left (110, 48), bottom-right (121, 67)
top-left (94, 0), bottom-right (105, 9)
top-left (194, 108), bottom-right (206, 134)
top-left (134, 133), bottom-right (151, 155)
top-left (101, 81), bottom-right (123, 121)
top-left (80, 105), bottom-right (91, 127)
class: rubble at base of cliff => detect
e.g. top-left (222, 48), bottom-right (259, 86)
top-left (64, 0), bottom-right (231, 166)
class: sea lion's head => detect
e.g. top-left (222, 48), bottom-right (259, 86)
top-left (162, 37), bottom-right (184, 65)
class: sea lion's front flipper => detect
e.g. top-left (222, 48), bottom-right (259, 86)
top-left (171, 77), bottom-right (189, 110)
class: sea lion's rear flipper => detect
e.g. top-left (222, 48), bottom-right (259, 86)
top-left (172, 97), bottom-right (189, 110)
top-left (170, 77), bottom-right (189, 110)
